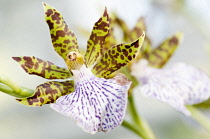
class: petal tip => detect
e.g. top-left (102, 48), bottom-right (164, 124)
top-left (12, 56), bottom-right (21, 62)
top-left (113, 73), bottom-right (131, 86)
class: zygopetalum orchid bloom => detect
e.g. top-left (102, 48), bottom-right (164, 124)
top-left (132, 59), bottom-right (210, 116)
top-left (12, 3), bottom-right (145, 134)
top-left (104, 15), bottom-right (181, 95)
top-left (109, 16), bottom-right (210, 116)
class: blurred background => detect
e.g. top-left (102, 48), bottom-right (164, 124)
top-left (0, 0), bottom-right (210, 138)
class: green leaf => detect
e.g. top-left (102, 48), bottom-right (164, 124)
top-left (84, 8), bottom-right (110, 67)
top-left (43, 3), bottom-right (79, 60)
top-left (17, 80), bottom-right (74, 106)
top-left (92, 32), bottom-right (145, 78)
top-left (13, 56), bottom-right (72, 79)
top-left (145, 32), bottom-right (183, 68)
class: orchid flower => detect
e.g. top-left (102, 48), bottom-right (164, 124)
top-left (132, 59), bottom-right (210, 116)
top-left (12, 3), bottom-right (145, 134)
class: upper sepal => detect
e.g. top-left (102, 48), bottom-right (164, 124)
top-left (17, 80), bottom-right (74, 106)
top-left (43, 3), bottom-right (79, 60)
top-left (92, 32), bottom-right (145, 78)
top-left (84, 8), bottom-right (110, 67)
top-left (12, 56), bottom-right (72, 79)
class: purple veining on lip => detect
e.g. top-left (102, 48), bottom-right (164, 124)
top-left (133, 60), bottom-right (210, 116)
top-left (51, 72), bottom-right (130, 134)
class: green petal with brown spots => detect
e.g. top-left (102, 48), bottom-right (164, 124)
top-left (17, 80), bottom-right (74, 106)
top-left (130, 18), bottom-right (151, 61)
top-left (135, 37), bottom-right (152, 62)
top-left (84, 8), bottom-right (110, 67)
top-left (13, 56), bottom-right (72, 79)
top-left (43, 3), bottom-right (79, 60)
top-left (92, 32), bottom-right (145, 78)
top-left (146, 32), bottom-right (183, 68)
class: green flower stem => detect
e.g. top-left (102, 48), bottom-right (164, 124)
top-left (0, 74), bottom-right (34, 98)
top-left (128, 95), bottom-right (156, 139)
top-left (187, 105), bottom-right (210, 133)
top-left (128, 95), bottom-right (141, 124)
top-left (120, 66), bottom-right (156, 138)
top-left (0, 74), bottom-right (21, 93)
top-left (122, 120), bottom-right (142, 136)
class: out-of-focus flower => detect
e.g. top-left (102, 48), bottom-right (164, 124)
top-left (132, 59), bottom-right (210, 116)
top-left (12, 3), bottom-right (145, 134)
top-left (109, 15), bottom-right (210, 116)
top-left (104, 15), bottom-right (182, 98)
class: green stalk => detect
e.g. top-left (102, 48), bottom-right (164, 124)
top-left (0, 74), bottom-right (34, 98)
top-left (187, 105), bottom-right (210, 133)
top-left (122, 120), bottom-right (142, 137)
top-left (128, 94), bottom-right (156, 139)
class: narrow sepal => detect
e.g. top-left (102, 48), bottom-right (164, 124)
top-left (13, 56), bottom-right (72, 79)
top-left (104, 15), bottom-right (117, 54)
top-left (43, 3), bottom-right (79, 60)
top-left (17, 80), bottom-right (74, 106)
top-left (145, 32), bottom-right (183, 68)
top-left (84, 8), bottom-right (110, 67)
top-left (92, 32), bottom-right (145, 78)
top-left (130, 17), bottom-right (146, 42)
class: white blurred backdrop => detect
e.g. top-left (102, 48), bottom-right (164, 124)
top-left (0, 0), bottom-right (210, 139)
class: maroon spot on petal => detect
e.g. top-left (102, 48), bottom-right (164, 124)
top-left (128, 55), bottom-right (132, 61)
top-left (40, 97), bottom-right (44, 103)
top-left (56, 30), bottom-right (66, 37)
top-left (51, 12), bottom-right (61, 24)
top-left (63, 39), bottom-right (70, 44)
top-left (61, 48), bottom-right (66, 53)
top-left (12, 57), bottom-right (21, 62)
top-left (23, 57), bottom-right (34, 69)
top-left (169, 36), bottom-right (178, 46)
top-left (46, 9), bottom-right (53, 17)
top-left (46, 20), bottom-right (54, 30)
top-left (34, 62), bottom-right (39, 70)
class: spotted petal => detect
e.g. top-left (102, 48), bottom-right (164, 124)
top-left (13, 56), bottom-right (72, 79)
top-left (92, 32), bottom-right (145, 78)
top-left (17, 80), bottom-right (74, 106)
top-left (145, 32), bottom-right (183, 68)
top-left (84, 8), bottom-right (110, 67)
top-left (43, 3), bottom-right (79, 60)
top-left (51, 66), bottom-right (130, 134)
top-left (132, 59), bottom-right (210, 116)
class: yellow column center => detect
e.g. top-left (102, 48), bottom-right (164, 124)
top-left (65, 51), bottom-right (84, 70)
